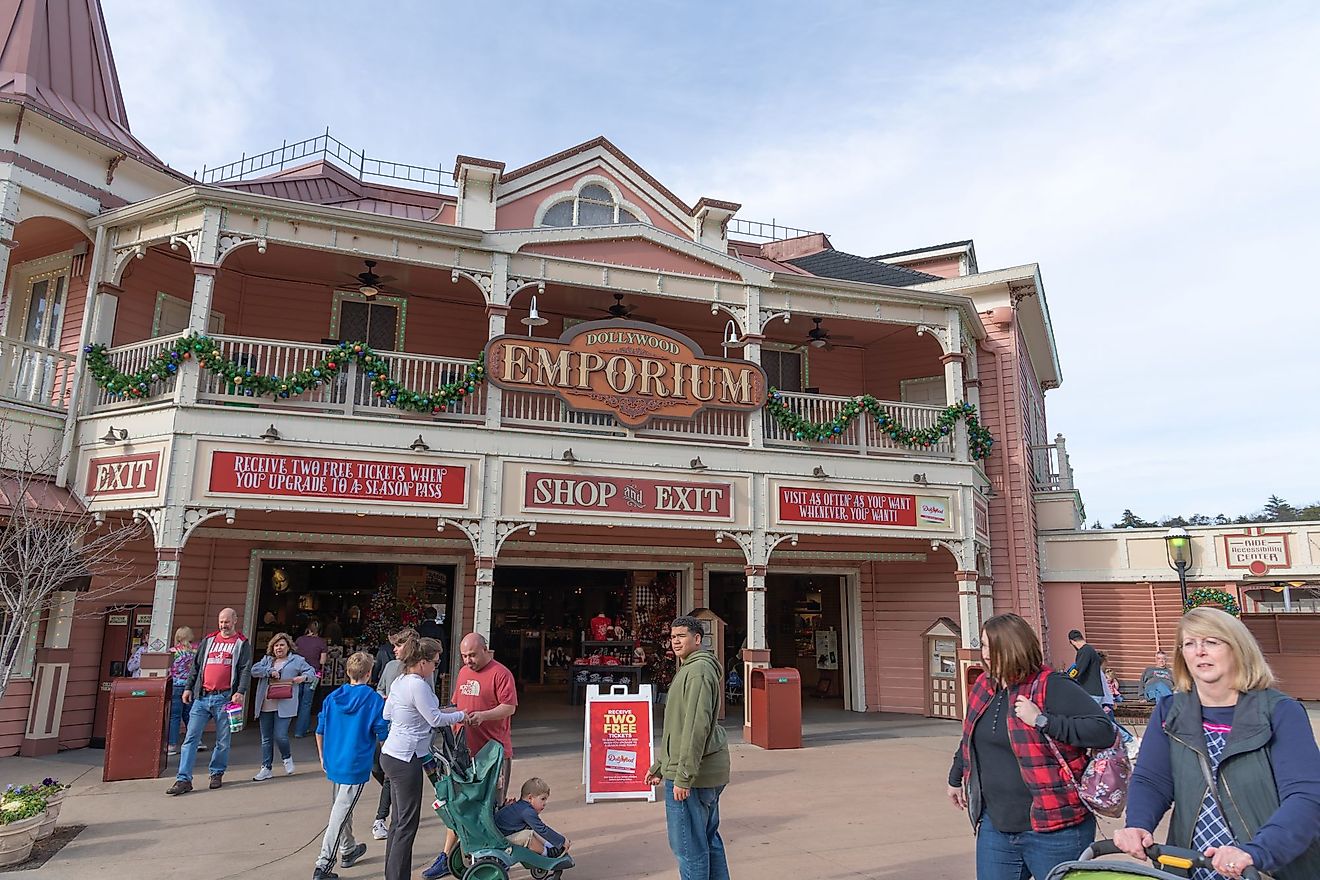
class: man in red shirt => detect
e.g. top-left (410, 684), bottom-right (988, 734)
top-left (422, 632), bottom-right (518, 879)
top-left (167, 608), bottom-right (252, 795)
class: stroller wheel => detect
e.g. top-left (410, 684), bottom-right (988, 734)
top-left (530, 870), bottom-right (548, 880)
top-left (448, 843), bottom-right (466, 879)
top-left (462, 858), bottom-right (508, 880)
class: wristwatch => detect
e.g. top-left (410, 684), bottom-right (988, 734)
top-left (1034, 713), bottom-right (1049, 731)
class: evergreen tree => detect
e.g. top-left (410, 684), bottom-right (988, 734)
top-left (1113, 509), bottom-right (1157, 528)
top-left (1263, 495), bottom-right (1298, 521)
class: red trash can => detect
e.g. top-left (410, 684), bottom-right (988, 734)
top-left (103, 677), bottom-right (169, 781)
top-left (748, 668), bottom-right (802, 749)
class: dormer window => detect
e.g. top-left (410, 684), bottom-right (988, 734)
top-left (539, 181), bottom-right (643, 228)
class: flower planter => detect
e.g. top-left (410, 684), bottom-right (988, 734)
top-left (0, 814), bottom-right (42, 868)
top-left (34, 791), bottom-right (64, 841)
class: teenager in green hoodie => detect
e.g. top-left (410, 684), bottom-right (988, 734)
top-left (645, 615), bottom-right (730, 880)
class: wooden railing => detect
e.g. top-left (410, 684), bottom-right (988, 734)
top-left (89, 332), bottom-right (185, 409)
top-left (763, 391), bottom-right (955, 457)
top-left (0, 338), bottom-right (77, 411)
top-left (1030, 433), bottom-right (1074, 491)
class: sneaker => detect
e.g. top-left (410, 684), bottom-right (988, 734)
top-left (253, 767), bottom-right (274, 781)
top-left (165, 779), bottom-right (192, 796)
top-left (209, 773), bottom-right (223, 790)
top-left (283, 756), bottom-right (296, 775)
top-left (340, 843), bottom-right (367, 868)
top-left (371, 819), bottom-right (388, 840)
top-left (311, 869), bottom-right (339, 880)
top-left (197, 743), bottom-right (209, 753)
top-left (421, 853), bottom-right (449, 879)
top-left (167, 746), bottom-right (178, 756)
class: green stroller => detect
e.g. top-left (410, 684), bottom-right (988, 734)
top-left (1047, 840), bottom-right (1261, 880)
top-left (430, 737), bottom-right (575, 880)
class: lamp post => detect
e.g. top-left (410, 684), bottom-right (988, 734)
top-left (1165, 527), bottom-right (1194, 609)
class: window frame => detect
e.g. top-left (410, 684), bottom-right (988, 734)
top-left (760, 343), bottom-right (807, 393)
top-left (329, 290), bottom-right (408, 350)
top-left (152, 291), bottom-right (225, 337)
top-left (0, 610), bottom-right (40, 680)
top-left (534, 176), bottom-right (649, 229)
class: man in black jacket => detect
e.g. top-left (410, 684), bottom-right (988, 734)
top-left (1067, 629), bottom-right (1105, 704)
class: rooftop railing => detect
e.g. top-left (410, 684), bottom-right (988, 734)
top-left (198, 130), bottom-right (456, 192)
top-left (727, 218), bottom-right (822, 242)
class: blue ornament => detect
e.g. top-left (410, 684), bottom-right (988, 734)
top-left (166, 364), bottom-right (177, 373)
top-left (83, 345), bottom-right (93, 353)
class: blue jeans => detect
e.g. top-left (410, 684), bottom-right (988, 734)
top-left (168, 684), bottom-right (191, 746)
top-left (177, 692), bottom-right (233, 782)
top-left (663, 779), bottom-right (729, 880)
top-left (975, 812), bottom-right (1096, 880)
top-left (294, 679), bottom-right (318, 737)
top-left (1145, 681), bottom-right (1174, 701)
top-left (259, 710), bottom-right (292, 769)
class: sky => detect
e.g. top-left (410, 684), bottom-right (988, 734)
top-left (102, 1), bottom-right (1320, 527)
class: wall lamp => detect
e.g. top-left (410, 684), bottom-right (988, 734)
top-left (410, 435), bottom-right (430, 451)
top-left (690, 457), bottom-right (707, 471)
top-left (562, 448), bottom-right (578, 463)
top-left (260, 424), bottom-right (281, 443)
top-left (101, 426), bottom-right (128, 445)
top-left (811, 465), bottom-right (828, 479)
top-left (912, 472), bottom-right (929, 486)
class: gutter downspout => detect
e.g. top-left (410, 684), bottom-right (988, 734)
top-left (55, 224), bottom-right (106, 488)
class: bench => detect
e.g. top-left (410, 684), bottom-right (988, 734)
top-left (1113, 680), bottom-right (1154, 724)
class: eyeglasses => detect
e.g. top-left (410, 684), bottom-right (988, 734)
top-left (1181, 637), bottom-right (1226, 652)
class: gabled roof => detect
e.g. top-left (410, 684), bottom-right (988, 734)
top-left (0, 0), bottom-right (161, 163)
top-left (221, 159), bottom-right (454, 221)
top-left (872, 240), bottom-right (973, 260)
top-left (501, 135), bottom-right (695, 215)
top-left (787, 249), bottom-right (943, 288)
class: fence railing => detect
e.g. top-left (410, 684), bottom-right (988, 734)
top-left (1030, 434), bottom-right (1075, 492)
top-left (197, 130), bottom-right (456, 192)
top-left (89, 332), bottom-right (186, 409)
top-left (0, 338), bottom-right (77, 411)
top-left (763, 391), bottom-right (954, 457)
top-left (727, 218), bottom-right (822, 242)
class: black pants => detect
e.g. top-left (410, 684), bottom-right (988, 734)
top-left (381, 752), bottom-right (423, 880)
top-left (372, 742), bottom-right (391, 822)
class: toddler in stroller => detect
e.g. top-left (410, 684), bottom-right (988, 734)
top-left (429, 728), bottom-right (575, 880)
top-left (1048, 840), bottom-right (1261, 880)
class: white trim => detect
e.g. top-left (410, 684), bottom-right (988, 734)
top-left (4, 251), bottom-right (74, 341)
top-left (532, 174), bottom-right (652, 230)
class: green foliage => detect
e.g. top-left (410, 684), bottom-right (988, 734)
top-left (765, 390), bottom-right (994, 459)
top-left (1186, 588), bottom-right (1241, 617)
top-left (84, 336), bottom-right (486, 413)
top-left (1112, 497), bottom-right (1320, 529)
top-left (0, 785), bottom-right (47, 825)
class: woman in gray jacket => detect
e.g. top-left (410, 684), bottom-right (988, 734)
top-left (250, 632), bottom-right (316, 781)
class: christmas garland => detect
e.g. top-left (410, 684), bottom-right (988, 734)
top-left (766, 390), bottom-right (994, 459)
top-left (1185, 587), bottom-right (1241, 617)
top-left (84, 334), bottom-right (486, 414)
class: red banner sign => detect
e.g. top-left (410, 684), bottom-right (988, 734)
top-left (86, 452), bottom-right (160, 497)
top-left (209, 451), bottom-right (467, 505)
top-left (585, 690), bottom-right (654, 801)
top-left (777, 486), bottom-right (948, 527)
top-left (524, 471), bottom-right (732, 519)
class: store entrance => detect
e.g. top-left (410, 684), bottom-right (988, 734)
top-left (253, 559), bottom-right (456, 693)
top-left (491, 566), bottom-right (679, 706)
top-left (708, 571), bottom-right (849, 704)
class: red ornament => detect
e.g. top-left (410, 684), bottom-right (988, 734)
top-left (458, 388), bottom-right (466, 396)
top-left (182, 352), bottom-right (191, 359)
top-left (327, 361), bottom-right (336, 369)
top-left (432, 405), bottom-right (441, 413)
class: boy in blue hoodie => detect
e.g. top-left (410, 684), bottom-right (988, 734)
top-left (314, 651), bottom-right (389, 880)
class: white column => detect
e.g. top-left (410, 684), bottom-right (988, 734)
top-left (474, 562), bottom-right (495, 638)
top-left (745, 569), bottom-right (767, 650)
top-left (943, 309), bottom-right (969, 460)
top-left (0, 174), bottom-right (21, 328)
top-left (485, 305), bottom-right (506, 429)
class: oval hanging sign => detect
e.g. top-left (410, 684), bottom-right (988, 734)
top-left (485, 319), bottom-right (767, 428)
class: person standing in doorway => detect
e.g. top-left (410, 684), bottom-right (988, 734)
top-left (294, 620), bottom-right (328, 738)
top-left (1140, 649), bottom-right (1175, 701)
top-left (645, 615), bottom-right (730, 880)
top-left (422, 632), bottom-right (518, 879)
top-left (250, 632), bottom-right (315, 781)
top-left (168, 608), bottom-right (252, 795)
top-left (1067, 629), bottom-right (1106, 704)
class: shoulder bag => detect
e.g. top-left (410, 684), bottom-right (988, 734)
top-left (1034, 674), bottom-right (1132, 818)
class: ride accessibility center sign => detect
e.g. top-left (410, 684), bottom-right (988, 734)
top-left (582, 684), bottom-right (656, 803)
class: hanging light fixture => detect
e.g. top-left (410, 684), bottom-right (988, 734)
top-left (521, 295), bottom-right (548, 336)
top-left (721, 319), bottom-right (745, 356)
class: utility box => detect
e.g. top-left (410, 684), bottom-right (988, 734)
top-left (103, 677), bottom-right (169, 782)
top-left (748, 667), bottom-right (801, 750)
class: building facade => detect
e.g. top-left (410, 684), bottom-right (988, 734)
top-left (0, 0), bottom-right (1151, 757)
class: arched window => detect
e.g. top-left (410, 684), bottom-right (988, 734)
top-left (540, 181), bottom-right (643, 227)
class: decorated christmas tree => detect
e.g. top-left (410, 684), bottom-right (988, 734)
top-left (361, 583), bottom-right (399, 648)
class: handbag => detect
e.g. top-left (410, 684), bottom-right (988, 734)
top-left (266, 679), bottom-right (295, 701)
top-left (1044, 727), bottom-right (1133, 818)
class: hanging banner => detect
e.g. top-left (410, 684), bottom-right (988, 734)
top-left (583, 684), bottom-right (656, 803)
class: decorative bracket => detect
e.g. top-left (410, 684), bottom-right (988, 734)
top-left (451, 269), bottom-right (495, 301)
top-left (169, 232), bottom-right (201, 261)
top-left (182, 507), bottom-right (236, 545)
top-left (132, 507), bottom-right (167, 546)
top-left (715, 529), bottom-right (800, 565)
top-left (216, 232), bottom-right (268, 265)
top-left (929, 537), bottom-right (965, 561)
top-left (756, 309), bottom-right (791, 335)
top-left (916, 323), bottom-right (952, 354)
top-left (709, 301), bottom-right (749, 333)
top-left (437, 517), bottom-right (482, 555)
top-left (508, 278), bottom-right (545, 301)
top-left (110, 243), bottom-right (147, 284)
top-left (495, 520), bottom-right (538, 556)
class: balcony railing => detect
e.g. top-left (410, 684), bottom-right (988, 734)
top-left (1031, 433), bottom-right (1075, 492)
top-left (84, 335), bottom-right (964, 460)
top-left (0, 338), bottom-right (77, 411)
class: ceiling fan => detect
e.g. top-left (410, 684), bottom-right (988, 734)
top-left (807, 317), bottom-right (853, 350)
top-left (344, 260), bottom-right (400, 299)
top-left (597, 293), bottom-right (654, 322)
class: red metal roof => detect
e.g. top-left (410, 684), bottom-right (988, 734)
top-left (221, 159), bottom-right (455, 221)
top-left (0, 0), bottom-right (162, 164)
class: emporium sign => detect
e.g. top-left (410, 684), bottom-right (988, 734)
top-left (777, 486), bottom-right (949, 528)
top-left (485, 320), bottom-right (767, 428)
top-left (209, 451), bottom-right (468, 506)
top-left (524, 471), bottom-right (732, 520)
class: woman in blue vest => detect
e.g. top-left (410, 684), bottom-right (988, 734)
top-left (1115, 607), bottom-right (1320, 880)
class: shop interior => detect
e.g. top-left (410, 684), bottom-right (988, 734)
top-left (253, 559), bottom-right (455, 695)
top-left (491, 565), bottom-right (679, 703)
top-left (708, 571), bottom-right (846, 700)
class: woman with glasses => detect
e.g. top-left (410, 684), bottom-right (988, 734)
top-left (1115, 607), bottom-right (1320, 880)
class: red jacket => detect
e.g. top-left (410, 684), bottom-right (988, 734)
top-left (957, 668), bottom-right (1090, 832)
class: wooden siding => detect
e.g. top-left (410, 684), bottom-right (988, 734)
top-left (861, 553), bottom-right (959, 714)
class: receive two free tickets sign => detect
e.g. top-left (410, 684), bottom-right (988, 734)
top-left (582, 684), bottom-right (656, 803)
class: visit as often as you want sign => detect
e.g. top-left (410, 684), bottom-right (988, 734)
top-left (208, 451), bottom-right (467, 506)
top-left (485, 319), bottom-right (767, 428)
top-left (777, 486), bottom-right (949, 528)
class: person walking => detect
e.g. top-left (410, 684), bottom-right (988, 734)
top-left (166, 626), bottom-right (196, 756)
top-left (294, 620), bottom-right (329, 738)
top-left (423, 632), bottom-right (518, 879)
top-left (1067, 629), bottom-right (1106, 704)
top-left (948, 613), bottom-right (1113, 879)
top-left (168, 607), bottom-right (253, 795)
top-left (1140, 649), bottom-right (1175, 701)
top-left (381, 636), bottom-right (464, 880)
top-left (644, 615), bottom-right (730, 880)
top-left (250, 632), bottom-right (316, 781)
top-left (370, 628), bottom-right (431, 842)
top-left (1114, 607), bottom-right (1320, 880)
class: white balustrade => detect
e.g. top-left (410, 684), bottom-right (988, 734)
top-left (88, 332), bottom-right (185, 409)
top-left (765, 391), bottom-right (954, 458)
top-left (0, 338), bottom-right (77, 411)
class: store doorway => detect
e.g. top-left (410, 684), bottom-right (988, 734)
top-left (491, 565), bottom-right (680, 707)
top-left (708, 570), bottom-right (850, 707)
